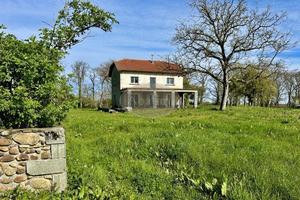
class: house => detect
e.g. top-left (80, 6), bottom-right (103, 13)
top-left (108, 59), bottom-right (198, 109)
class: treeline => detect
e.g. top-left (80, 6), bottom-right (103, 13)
top-left (186, 65), bottom-right (300, 108)
top-left (68, 61), bottom-right (111, 109)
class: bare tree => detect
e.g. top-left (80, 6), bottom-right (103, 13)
top-left (72, 61), bottom-right (89, 108)
top-left (96, 61), bottom-right (112, 107)
top-left (293, 71), bottom-right (300, 106)
top-left (273, 63), bottom-right (286, 106)
top-left (88, 68), bottom-right (98, 102)
top-left (207, 78), bottom-right (222, 105)
top-left (173, 0), bottom-right (291, 110)
top-left (189, 72), bottom-right (209, 104)
top-left (283, 71), bottom-right (296, 107)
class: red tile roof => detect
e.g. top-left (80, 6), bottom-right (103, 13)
top-left (110, 59), bottom-right (183, 75)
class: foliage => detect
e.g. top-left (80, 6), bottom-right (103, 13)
top-left (0, 32), bottom-right (72, 128)
top-left (230, 67), bottom-right (277, 106)
top-left (40, 0), bottom-right (118, 51)
top-left (4, 106), bottom-right (299, 199)
top-left (0, 0), bottom-right (118, 128)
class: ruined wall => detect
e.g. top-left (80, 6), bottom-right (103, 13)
top-left (0, 127), bottom-right (66, 191)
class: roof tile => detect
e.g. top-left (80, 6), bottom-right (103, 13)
top-left (113, 59), bottom-right (183, 74)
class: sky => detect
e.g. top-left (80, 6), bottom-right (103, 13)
top-left (1, 0), bottom-right (300, 72)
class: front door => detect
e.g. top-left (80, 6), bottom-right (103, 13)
top-left (150, 77), bottom-right (156, 89)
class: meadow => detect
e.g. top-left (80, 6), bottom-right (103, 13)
top-left (3, 106), bottom-right (300, 199)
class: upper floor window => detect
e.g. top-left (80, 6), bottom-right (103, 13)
top-left (166, 77), bottom-right (174, 85)
top-left (130, 76), bottom-right (139, 84)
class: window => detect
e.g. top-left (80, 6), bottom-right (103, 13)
top-left (130, 76), bottom-right (139, 84)
top-left (166, 77), bottom-right (174, 85)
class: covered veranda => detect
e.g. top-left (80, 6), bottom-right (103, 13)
top-left (119, 88), bottom-right (198, 109)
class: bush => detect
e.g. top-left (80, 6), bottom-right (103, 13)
top-left (0, 31), bottom-right (73, 128)
top-left (0, 0), bottom-right (118, 128)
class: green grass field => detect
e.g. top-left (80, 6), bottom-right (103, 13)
top-left (3, 106), bottom-right (299, 199)
top-left (61, 106), bottom-right (300, 199)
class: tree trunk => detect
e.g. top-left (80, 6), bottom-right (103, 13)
top-left (220, 77), bottom-right (229, 111)
top-left (199, 94), bottom-right (204, 104)
top-left (99, 79), bottom-right (105, 107)
top-left (78, 78), bottom-right (83, 109)
top-left (287, 92), bottom-right (292, 107)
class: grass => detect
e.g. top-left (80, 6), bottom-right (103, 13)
top-left (61, 106), bottom-right (300, 199)
top-left (2, 106), bottom-right (300, 199)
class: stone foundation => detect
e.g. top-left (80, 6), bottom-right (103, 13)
top-left (0, 127), bottom-right (66, 191)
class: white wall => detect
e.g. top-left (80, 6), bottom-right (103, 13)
top-left (120, 72), bottom-right (183, 90)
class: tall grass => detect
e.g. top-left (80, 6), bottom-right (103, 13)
top-left (2, 106), bottom-right (300, 199)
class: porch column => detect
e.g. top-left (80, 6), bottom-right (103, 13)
top-left (194, 91), bottom-right (198, 108)
top-left (127, 90), bottom-right (132, 107)
top-left (171, 91), bottom-right (176, 108)
top-left (153, 91), bottom-right (157, 108)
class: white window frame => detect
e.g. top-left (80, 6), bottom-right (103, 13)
top-left (166, 77), bottom-right (175, 85)
top-left (130, 76), bottom-right (139, 84)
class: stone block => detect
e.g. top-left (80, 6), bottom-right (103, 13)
top-left (0, 177), bottom-right (12, 184)
top-left (0, 138), bottom-right (11, 146)
top-left (45, 139), bottom-right (65, 145)
top-left (51, 144), bottom-right (66, 159)
top-left (0, 155), bottom-right (15, 162)
top-left (16, 153), bottom-right (29, 161)
top-left (16, 165), bottom-right (25, 174)
top-left (41, 151), bottom-right (50, 159)
top-left (53, 172), bottom-right (67, 191)
top-left (45, 128), bottom-right (65, 144)
top-left (27, 159), bottom-right (66, 175)
top-left (0, 131), bottom-right (10, 136)
top-left (30, 154), bottom-right (39, 160)
top-left (30, 178), bottom-right (51, 190)
top-left (0, 146), bottom-right (9, 152)
top-left (9, 146), bottom-right (19, 155)
top-left (12, 133), bottom-right (40, 145)
top-left (2, 164), bottom-right (17, 176)
top-left (14, 175), bottom-right (27, 183)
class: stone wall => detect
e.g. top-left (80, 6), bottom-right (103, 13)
top-left (0, 127), bottom-right (66, 191)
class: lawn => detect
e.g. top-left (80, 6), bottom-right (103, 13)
top-left (3, 106), bottom-right (299, 199)
top-left (61, 106), bottom-right (300, 199)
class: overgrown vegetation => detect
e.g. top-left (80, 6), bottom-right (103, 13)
top-left (2, 106), bottom-right (299, 199)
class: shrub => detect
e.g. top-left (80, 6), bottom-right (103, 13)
top-left (0, 32), bottom-right (73, 128)
top-left (0, 0), bottom-right (118, 128)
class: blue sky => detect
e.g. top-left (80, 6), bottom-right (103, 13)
top-left (1, 0), bottom-right (299, 72)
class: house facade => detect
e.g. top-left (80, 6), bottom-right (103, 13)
top-left (109, 59), bottom-right (198, 109)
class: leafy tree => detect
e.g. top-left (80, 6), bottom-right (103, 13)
top-left (40, 0), bottom-right (118, 51)
top-left (0, 30), bottom-right (71, 128)
top-left (230, 67), bottom-right (277, 106)
top-left (0, 0), bottom-right (118, 128)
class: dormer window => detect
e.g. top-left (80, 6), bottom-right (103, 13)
top-left (166, 77), bottom-right (174, 85)
top-left (130, 76), bottom-right (139, 84)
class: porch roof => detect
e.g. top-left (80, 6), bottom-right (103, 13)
top-left (121, 88), bottom-right (198, 93)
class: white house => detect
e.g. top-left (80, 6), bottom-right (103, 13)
top-left (108, 59), bottom-right (198, 109)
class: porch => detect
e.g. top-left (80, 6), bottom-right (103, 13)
top-left (119, 88), bottom-right (198, 109)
